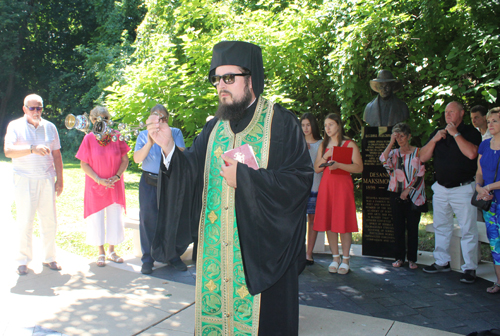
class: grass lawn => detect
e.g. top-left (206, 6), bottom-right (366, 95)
top-left (2, 154), bottom-right (492, 262)
top-left (5, 156), bottom-right (141, 261)
top-left (51, 161), bottom-right (141, 260)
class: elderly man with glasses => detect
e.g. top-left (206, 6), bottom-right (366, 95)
top-left (4, 94), bottom-right (64, 275)
top-left (147, 41), bottom-right (313, 336)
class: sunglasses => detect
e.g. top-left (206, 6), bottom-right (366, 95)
top-left (210, 73), bottom-right (250, 86)
top-left (25, 106), bottom-right (43, 111)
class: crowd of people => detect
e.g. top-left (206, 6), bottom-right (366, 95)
top-left (4, 41), bottom-right (500, 335)
top-left (301, 101), bottom-right (500, 294)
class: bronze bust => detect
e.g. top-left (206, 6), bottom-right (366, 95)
top-left (363, 70), bottom-right (409, 127)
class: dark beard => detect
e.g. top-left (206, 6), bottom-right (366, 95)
top-left (215, 85), bottom-right (253, 122)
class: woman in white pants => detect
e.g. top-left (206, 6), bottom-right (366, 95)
top-left (76, 106), bottom-right (130, 266)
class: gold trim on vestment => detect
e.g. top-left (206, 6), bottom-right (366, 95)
top-left (195, 96), bottom-right (274, 336)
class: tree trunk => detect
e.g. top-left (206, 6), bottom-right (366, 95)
top-left (0, 72), bottom-right (16, 141)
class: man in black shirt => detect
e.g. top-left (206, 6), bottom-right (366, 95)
top-left (420, 101), bottom-right (481, 283)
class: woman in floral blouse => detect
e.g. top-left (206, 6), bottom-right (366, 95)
top-left (380, 123), bottom-right (426, 269)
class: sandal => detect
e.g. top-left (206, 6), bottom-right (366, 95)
top-left (328, 255), bottom-right (340, 273)
top-left (42, 261), bottom-right (62, 271)
top-left (409, 261), bottom-right (418, 270)
top-left (392, 260), bottom-right (404, 268)
top-left (487, 282), bottom-right (500, 294)
top-left (338, 256), bottom-right (350, 275)
top-left (107, 251), bottom-right (123, 263)
top-left (97, 254), bottom-right (106, 267)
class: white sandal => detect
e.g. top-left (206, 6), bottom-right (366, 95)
top-left (97, 254), bottom-right (106, 267)
top-left (107, 251), bottom-right (124, 263)
top-left (328, 255), bottom-right (341, 273)
top-left (338, 256), bottom-right (350, 275)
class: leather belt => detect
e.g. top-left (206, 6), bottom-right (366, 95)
top-left (445, 179), bottom-right (474, 189)
top-left (143, 171), bottom-right (158, 187)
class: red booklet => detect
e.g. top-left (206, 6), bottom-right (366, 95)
top-left (328, 146), bottom-right (353, 173)
top-left (223, 144), bottom-right (259, 170)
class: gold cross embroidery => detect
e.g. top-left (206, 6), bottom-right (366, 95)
top-left (236, 285), bottom-right (249, 299)
top-left (205, 280), bottom-right (217, 292)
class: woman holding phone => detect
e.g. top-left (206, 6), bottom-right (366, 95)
top-left (314, 113), bottom-right (363, 275)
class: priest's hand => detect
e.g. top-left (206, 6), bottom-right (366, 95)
top-left (220, 155), bottom-right (237, 188)
top-left (146, 114), bottom-right (174, 155)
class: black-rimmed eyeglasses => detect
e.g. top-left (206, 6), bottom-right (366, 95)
top-left (25, 106), bottom-right (43, 111)
top-left (210, 73), bottom-right (250, 87)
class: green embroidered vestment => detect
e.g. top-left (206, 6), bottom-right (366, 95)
top-left (195, 97), bottom-right (274, 336)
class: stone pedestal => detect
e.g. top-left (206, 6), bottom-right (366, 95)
top-left (312, 232), bottom-right (326, 253)
top-left (361, 126), bottom-right (395, 258)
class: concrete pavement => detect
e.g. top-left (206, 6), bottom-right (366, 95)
top-left (0, 233), bottom-right (465, 336)
top-left (0, 161), bottom-right (480, 335)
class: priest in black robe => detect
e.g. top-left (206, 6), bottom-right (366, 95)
top-left (147, 41), bottom-right (313, 336)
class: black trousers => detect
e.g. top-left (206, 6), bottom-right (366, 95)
top-left (258, 257), bottom-right (300, 336)
top-left (139, 172), bottom-right (158, 264)
top-left (389, 192), bottom-right (421, 262)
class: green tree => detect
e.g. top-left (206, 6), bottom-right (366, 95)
top-left (87, 0), bottom-right (499, 148)
top-left (0, 0), bottom-right (146, 150)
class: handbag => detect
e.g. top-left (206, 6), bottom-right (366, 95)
top-left (471, 155), bottom-right (500, 211)
top-left (411, 201), bottom-right (429, 213)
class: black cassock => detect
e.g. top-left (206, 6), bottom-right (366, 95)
top-left (152, 100), bottom-right (313, 335)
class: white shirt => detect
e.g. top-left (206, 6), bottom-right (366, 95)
top-left (482, 129), bottom-right (492, 141)
top-left (4, 116), bottom-right (61, 179)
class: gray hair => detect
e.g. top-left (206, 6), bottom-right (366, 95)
top-left (392, 122), bottom-right (411, 137)
top-left (151, 104), bottom-right (168, 122)
top-left (447, 101), bottom-right (464, 111)
top-left (24, 94), bottom-right (43, 106)
top-left (89, 106), bottom-right (111, 123)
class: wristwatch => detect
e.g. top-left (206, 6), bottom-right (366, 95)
top-left (453, 132), bottom-right (461, 138)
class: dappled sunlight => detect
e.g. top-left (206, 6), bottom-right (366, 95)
top-left (359, 265), bottom-right (390, 275)
top-left (8, 269), bottom-right (196, 335)
top-left (337, 285), bottom-right (362, 296)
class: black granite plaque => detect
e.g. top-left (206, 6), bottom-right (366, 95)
top-left (362, 126), bottom-right (394, 258)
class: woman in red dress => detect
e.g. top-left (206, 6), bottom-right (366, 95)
top-left (313, 113), bottom-right (363, 274)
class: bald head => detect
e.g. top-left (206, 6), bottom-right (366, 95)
top-left (447, 101), bottom-right (464, 111)
top-left (445, 101), bottom-right (464, 126)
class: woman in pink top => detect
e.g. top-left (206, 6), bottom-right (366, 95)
top-left (76, 106), bottom-right (130, 267)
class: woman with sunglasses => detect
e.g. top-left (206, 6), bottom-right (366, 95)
top-left (76, 106), bottom-right (130, 267)
top-left (380, 122), bottom-right (426, 270)
top-left (314, 113), bottom-right (363, 274)
top-left (300, 113), bottom-right (322, 265)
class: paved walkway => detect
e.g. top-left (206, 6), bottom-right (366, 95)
top-left (147, 247), bottom-right (500, 335)
top-left (1, 161), bottom-right (498, 336)
top-left (1, 231), bottom-right (498, 336)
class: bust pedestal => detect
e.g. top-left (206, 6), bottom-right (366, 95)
top-left (361, 126), bottom-right (395, 258)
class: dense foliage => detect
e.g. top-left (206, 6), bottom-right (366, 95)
top-left (0, 0), bottom-right (146, 158)
top-left (1, 0), bottom-right (498, 152)
top-left (104, 0), bottom-right (499, 147)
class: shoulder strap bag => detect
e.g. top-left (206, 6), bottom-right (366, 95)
top-left (471, 155), bottom-right (500, 211)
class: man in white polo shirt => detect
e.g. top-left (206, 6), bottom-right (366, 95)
top-left (4, 94), bottom-right (64, 275)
